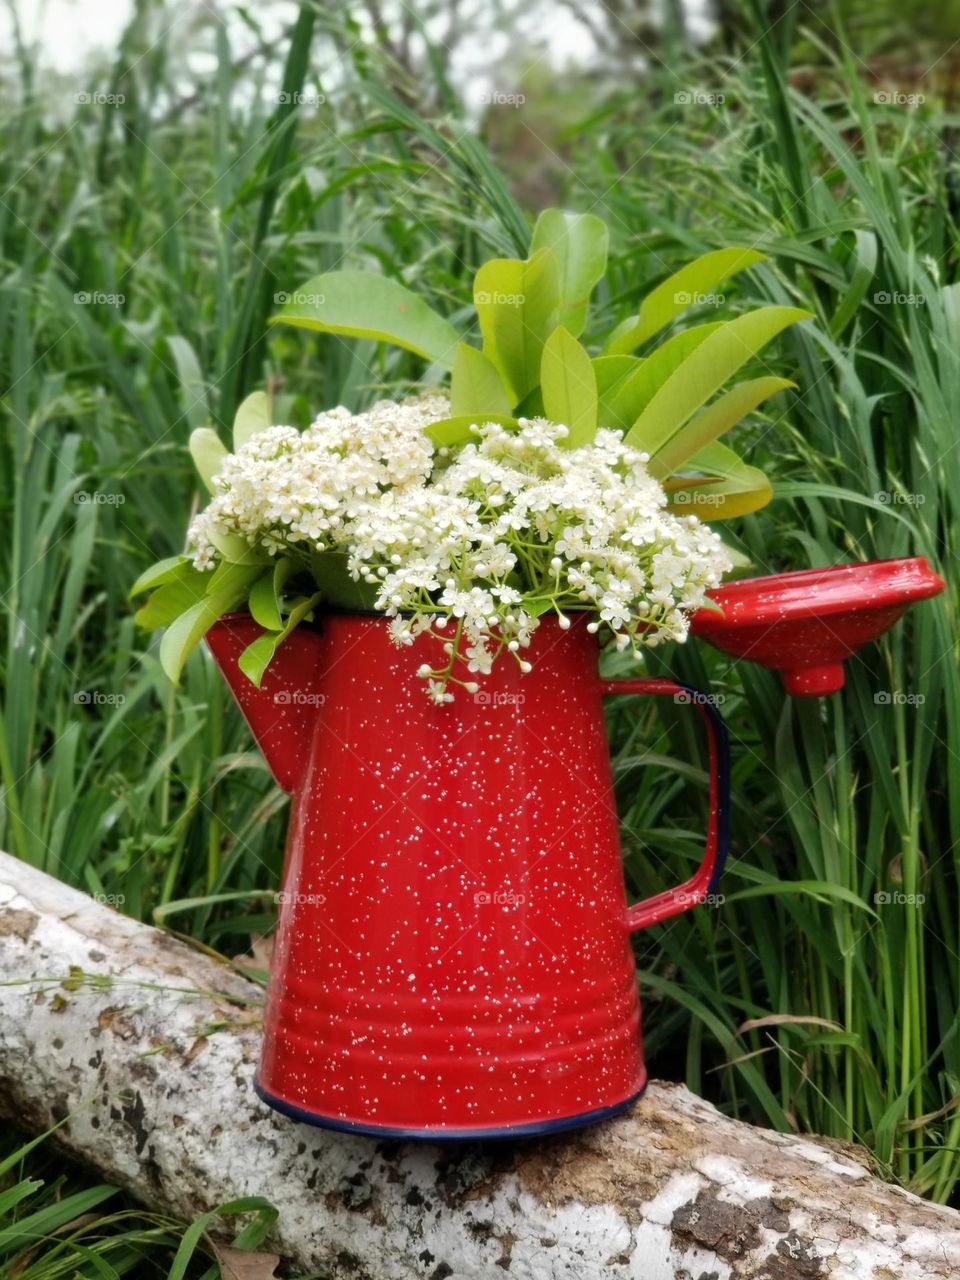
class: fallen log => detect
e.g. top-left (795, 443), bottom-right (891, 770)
top-left (1, 849), bottom-right (959, 1280)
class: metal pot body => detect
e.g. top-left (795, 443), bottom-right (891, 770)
top-left (207, 612), bottom-right (729, 1138)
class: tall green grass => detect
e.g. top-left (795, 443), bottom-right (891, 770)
top-left (0, 1123), bottom-right (284, 1278)
top-left (576, 20), bottom-right (960, 1200)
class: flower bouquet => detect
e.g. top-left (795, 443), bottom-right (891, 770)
top-left (131, 209), bottom-right (809, 698)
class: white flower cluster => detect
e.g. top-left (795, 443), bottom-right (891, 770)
top-left (191, 395), bottom-right (442, 561)
top-left (189, 395), bottom-right (731, 699)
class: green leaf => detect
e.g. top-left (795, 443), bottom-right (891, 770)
top-left (134, 567), bottom-right (211, 629)
top-left (0, 1185), bottom-right (118, 1253)
top-left (449, 343), bottom-right (512, 417)
top-left (648, 376), bottom-right (795, 478)
top-left (166, 1197), bottom-right (279, 1280)
top-left (205, 559), bottom-right (268, 598)
top-left (592, 354), bottom-right (643, 403)
top-left (166, 334), bottom-right (209, 429)
top-left (725, 880), bottom-right (878, 915)
top-left (206, 526), bottom-right (271, 566)
top-left (625, 307), bottom-right (810, 453)
top-left (473, 247), bottom-right (560, 404)
top-left (529, 209), bottom-right (608, 338)
top-left (238, 591), bottom-right (323, 687)
top-left (310, 551), bottom-right (380, 610)
top-left (248, 557), bottom-right (296, 631)
top-left (606, 247), bottom-right (768, 354)
top-left (830, 229), bottom-right (878, 339)
top-left (233, 390), bottom-right (272, 450)
top-left (271, 270), bottom-right (460, 368)
top-left (159, 566), bottom-right (262, 683)
top-left (189, 427), bottom-right (228, 493)
top-left (423, 414), bottom-right (519, 450)
top-left (540, 326), bottom-right (598, 447)
top-left (599, 324), bottom-right (722, 432)
top-left (522, 595), bottom-right (559, 617)
top-left (664, 441), bottom-right (773, 520)
top-left (129, 554), bottom-right (193, 599)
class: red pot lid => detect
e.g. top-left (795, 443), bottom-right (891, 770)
top-left (690, 557), bottom-right (945, 696)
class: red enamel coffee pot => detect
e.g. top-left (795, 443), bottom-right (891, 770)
top-left (206, 555), bottom-right (943, 1139)
top-left (207, 612), bottom-right (729, 1138)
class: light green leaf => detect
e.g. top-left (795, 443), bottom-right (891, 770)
top-left (271, 270), bottom-right (460, 368)
top-left (134, 569), bottom-right (210, 629)
top-left (450, 343), bottom-right (512, 417)
top-left (129, 555), bottom-right (193, 599)
top-left (159, 567), bottom-right (261, 683)
top-left (592, 354), bottom-right (643, 403)
top-left (606, 247), bottom-right (768, 354)
top-left (189, 427), bottom-right (228, 494)
top-left (522, 595), bottom-right (559, 617)
top-left (625, 307), bottom-right (810, 453)
top-left (233, 390), bottom-right (272, 451)
top-left (599, 324), bottom-right (722, 432)
top-left (540, 326), bottom-right (598, 448)
top-left (207, 526), bottom-right (271, 566)
top-left (167, 335), bottom-right (209, 428)
top-left (423, 414), bottom-right (519, 449)
top-left (529, 209), bottom-right (608, 338)
top-left (205, 559), bottom-right (267, 598)
top-left (649, 376), bottom-right (796, 479)
top-left (664, 440), bottom-right (773, 520)
top-left (238, 592), bottom-right (323, 687)
top-left (248, 558), bottom-right (296, 631)
top-left (473, 247), bottom-right (560, 404)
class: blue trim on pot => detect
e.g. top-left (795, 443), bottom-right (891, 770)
top-left (253, 1077), bottom-right (648, 1141)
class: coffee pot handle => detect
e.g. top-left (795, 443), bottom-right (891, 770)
top-left (599, 678), bottom-right (731, 932)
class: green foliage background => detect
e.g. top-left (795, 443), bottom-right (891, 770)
top-left (2, 0), bottom-right (960, 1271)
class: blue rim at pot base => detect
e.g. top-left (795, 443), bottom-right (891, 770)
top-left (253, 1073), bottom-right (648, 1141)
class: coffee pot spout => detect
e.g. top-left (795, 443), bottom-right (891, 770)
top-left (205, 614), bottom-right (326, 792)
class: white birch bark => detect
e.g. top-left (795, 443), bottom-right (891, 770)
top-left (1, 850), bottom-right (958, 1279)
